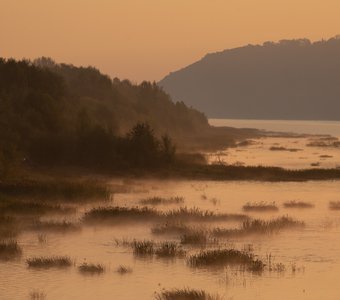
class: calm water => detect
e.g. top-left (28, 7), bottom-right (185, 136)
top-left (2, 180), bottom-right (340, 300)
top-left (209, 119), bottom-right (340, 137)
top-left (2, 119), bottom-right (340, 300)
top-left (208, 119), bottom-right (340, 169)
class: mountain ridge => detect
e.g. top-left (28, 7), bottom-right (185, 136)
top-left (158, 36), bottom-right (340, 120)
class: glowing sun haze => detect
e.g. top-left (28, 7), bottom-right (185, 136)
top-left (1, 0), bottom-right (339, 82)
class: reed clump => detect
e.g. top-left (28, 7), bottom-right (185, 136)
top-left (140, 196), bottom-right (184, 206)
top-left (180, 230), bottom-right (208, 245)
top-left (283, 201), bottom-right (314, 208)
top-left (212, 216), bottom-right (305, 238)
top-left (155, 242), bottom-right (186, 258)
top-left (132, 240), bottom-right (155, 256)
top-left (155, 288), bottom-right (222, 300)
top-left (83, 206), bottom-right (247, 224)
top-left (187, 249), bottom-right (264, 271)
top-left (26, 256), bottom-right (72, 268)
top-left (242, 202), bottom-right (279, 212)
top-left (0, 240), bottom-right (22, 260)
top-left (164, 207), bottom-right (247, 222)
top-left (78, 262), bottom-right (105, 274)
top-left (83, 206), bottom-right (159, 223)
top-left (131, 240), bottom-right (185, 258)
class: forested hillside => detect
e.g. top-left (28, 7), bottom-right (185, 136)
top-left (0, 58), bottom-right (259, 177)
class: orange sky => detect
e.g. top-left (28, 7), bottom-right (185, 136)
top-left (1, 0), bottom-right (339, 82)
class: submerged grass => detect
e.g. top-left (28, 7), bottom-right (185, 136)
top-left (29, 290), bottom-right (46, 300)
top-left (140, 196), bottom-right (184, 205)
top-left (212, 216), bottom-right (305, 238)
top-left (78, 262), bottom-right (105, 274)
top-left (31, 220), bottom-right (81, 232)
top-left (283, 201), bottom-right (314, 208)
top-left (188, 248), bottom-right (264, 271)
top-left (0, 240), bottom-right (22, 260)
top-left (26, 256), bottom-right (72, 268)
top-left (155, 288), bottom-right (222, 300)
top-left (151, 222), bottom-right (191, 235)
top-left (329, 201), bottom-right (340, 210)
top-left (242, 202), bottom-right (279, 212)
top-left (116, 265), bottom-right (133, 274)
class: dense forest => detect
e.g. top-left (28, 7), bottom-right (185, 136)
top-left (159, 36), bottom-right (340, 120)
top-left (0, 58), bottom-right (260, 178)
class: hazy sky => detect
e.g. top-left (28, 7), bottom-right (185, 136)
top-left (1, 0), bottom-right (339, 82)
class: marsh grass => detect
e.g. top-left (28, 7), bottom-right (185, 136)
top-left (187, 249), bottom-right (264, 271)
top-left (0, 240), bottom-right (22, 260)
top-left (133, 240), bottom-right (155, 256)
top-left (140, 196), bottom-right (184, 205)
top-left (2, 202), bottom-right (75, 215)
top-left (84, 206), bottom-right (247, 224)
top-left (31, 220), bottom-right (81, 232)
top-left (131, 240), bottom-right (185, 258)
top-left (78, 262), bottom-right (105, 274)
top-left (164, 207), bottom-right (247, 222)
top-left (155, 242), bottom-right (186, 258)
top-left (283, 201), bottom-right (314, 208)
top-left (116, 265), bottom-right (133, 274)
top-left (180, 230), bottom-right (208, 245)
top-left (242, 202), bottom-right (278, 212)
top-left (212, 216), bottom-right (305, 238)
top-left (27, 256), bottom-right (72, 268)
top-left (83, 206), bottom-right (159, 223)
top-left (0, 179), bottom-right (110, 200)
top-left (155, 288), bottom-right (222, 300)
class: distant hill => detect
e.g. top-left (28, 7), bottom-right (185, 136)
top-left (159, 36), bottom-right (340, 120)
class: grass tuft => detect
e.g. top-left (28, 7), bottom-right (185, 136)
top-left (187, 248), bottom-right (264, 271)
top-left (0, 240), bottom-right (22, 260)
top-left (212, 216), bottom-right (305, 238)
top-left (155, 288), bottom-right (222, 300)
top-left (155, 242), bottom-right (186, 258)
top-left (140, 196), bottom-right (184, 206)
top-left (242, 202), bottom-right (278, 212)
top-left (78, 262), bottom-right (105, 274)
top-left (26, 256), bottom-right (72, 268)
top-left (283, 201), bottom-right (314, 208)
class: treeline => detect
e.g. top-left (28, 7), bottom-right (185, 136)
top-left (0, 58), bottom-right (209, 177)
